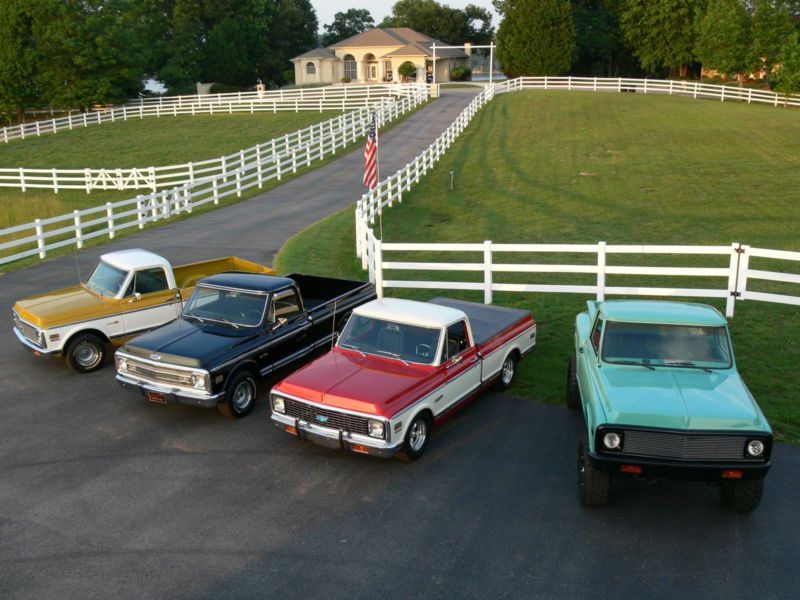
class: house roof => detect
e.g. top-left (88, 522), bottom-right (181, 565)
top-left (322, 27), bottom-right (467, 60)
top-left (292, 47), bottom-right (337, 61)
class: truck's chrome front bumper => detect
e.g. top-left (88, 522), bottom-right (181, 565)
top-left (116, 373), bottom-right (224, 408)
top-left (13, 327), bottom-right (59, 357)
top-left (271, 411), bottom-right (401, 458)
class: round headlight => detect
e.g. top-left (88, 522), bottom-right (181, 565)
top-left (747, 439), bottom-right (764, 457)
top-left (603, 432), bottom-right (622, 450)
top-left (368, 419), bottom-right (385, 439)
top-left (116, 357), bottom-right (128, 372)
top-left (272, 396), bottom-right (285, 414)
top-left (191, 372), bottom-right (207, 389)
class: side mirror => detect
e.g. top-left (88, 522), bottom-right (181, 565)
top-left (274, 317), bottom-right (288, 329)
top-left (128, 292), bottom-right (142, 303)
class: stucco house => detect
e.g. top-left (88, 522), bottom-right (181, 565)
top-left (291, 28), bottom-right (469, 85)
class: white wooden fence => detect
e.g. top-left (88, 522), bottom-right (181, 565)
top-left (354, 78), bottom-right (800, 317)
top-left (0, 102), bottom-right (395, 193)
top-left (0, 84), bottom-right (428, 143)
top-left (0, 87), bottom-right (428, 266)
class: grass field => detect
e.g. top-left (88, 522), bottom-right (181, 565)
top-left (276, 90), bottom-right (800, 443)
top-left (0, 111), bottom-right (340, 229)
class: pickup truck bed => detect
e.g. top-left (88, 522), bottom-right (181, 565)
top-left (430, 297), bottom-right (531, 346)
top-left (291, 274), bottom-right (369, 310)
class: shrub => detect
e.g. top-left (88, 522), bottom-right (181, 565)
top-left (341, 76), bottom-right (352, 83)
top-left (209, 83), bottom-right (247, 94)
top-left (398, 61), bottom-right (417, 81)
top-left (282, 69), bottom-right (295, 85)
top-left (450, 67), bottom-right (472, 81)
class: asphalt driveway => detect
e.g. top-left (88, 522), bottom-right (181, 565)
top-left (1, 88), bottom-right (798, 598)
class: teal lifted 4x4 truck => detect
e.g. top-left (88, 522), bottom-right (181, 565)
top-left (568, 300), bottom-right (772, 512)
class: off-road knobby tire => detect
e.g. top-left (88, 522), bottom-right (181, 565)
top-left (566, 353), bottom-right (580, 410)
top-left (720, 478), bottom-right (764, 513)
top-left (495, 353), bottom-right (517, 390)
top-left (65, 333), bottom-right (106, 373)
top-left (398, 412), bottom-right (432, 462)
top-left (578, 436), bottom-right (611, 507)
top-left (217, 371), bottom-right (257, 419)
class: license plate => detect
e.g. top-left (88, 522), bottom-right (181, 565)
top-left (147, 391), bottom-right (167, 404)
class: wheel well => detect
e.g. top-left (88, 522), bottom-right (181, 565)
top-left (414, 408), bottom-right (434, 426)
top-left (507, 348), bottom-right (521, 361)
top-left (64, 329), bottom-right (110, 350)
top-left (227, 362), bottom-right (258, 388)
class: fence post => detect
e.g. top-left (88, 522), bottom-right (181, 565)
top-left (212, 177), bottom-right (219, 204)
top-left (35, 219), bottom-right (46, 258)
top-left (136, 196), bottom-right (145, 229)
top-left (726, 243), bottom-right (746, 318)
top-left (52, 168), bottom-right (59, 194)
top-left (106, 203), bottom-right (115, 239)
top-left (74, 210), bottom-right (83, 248)
top-left (256, 145), bottom-right (263, 187)
top-left (483, 241), bottom-right (493, 304)
top-left (596, 241), bottom-right (607, 301)
top-left (236, 169), bottom-right (242, 197)
top-left (374, 237), bottom-right (384, 298)
top-left (188, 162), bottom-right (194, 185)
top-left (19, 168), bottom-right (26, 192)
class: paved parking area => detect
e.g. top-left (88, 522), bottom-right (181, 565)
top-left (1, 89), bottom-right (799, 597)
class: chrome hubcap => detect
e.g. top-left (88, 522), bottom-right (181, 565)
top-left (409, 419), bottom-right (427, 451)
top-left (232, 380), bottom-right (255, 411)
top-left (501, 358), bottom-right (514, 385)
top-left (75, 342), bottom-right (100, 368)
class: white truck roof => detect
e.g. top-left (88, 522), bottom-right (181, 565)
top-left (354, 298), bottom-right (465, 329)
top-left (101, 249), bottom-right (169, 271)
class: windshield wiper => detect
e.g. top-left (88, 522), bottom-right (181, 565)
top-left (216, 316), bottom-right (240, 329)
top-left (611, 360), bottom-right (655, 370)
top-left (339, 343), bottom-right (366, 357)
top-left (663, 360), bottom-right (712, 373)
top-left (183, 313), bottom-right (206, 324)
top-left (375, 349), bottom-right (409, 365)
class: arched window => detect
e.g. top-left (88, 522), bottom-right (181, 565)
top-left (306, 62), bottom-right (316, 75)
top-left (343, 54), bottom-right (357, 80)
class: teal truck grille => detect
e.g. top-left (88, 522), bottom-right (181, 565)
top-left (620, 430), bottom-right (756, 461)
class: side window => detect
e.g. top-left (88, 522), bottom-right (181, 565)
top-left (591, 318), bottom-right (604, 354)
top-left (135, 267), bottom-right (169, 294)
top-left (271, 290), bottom-right (301, 321)
top-left (443, 321), bottom-right (469, 360)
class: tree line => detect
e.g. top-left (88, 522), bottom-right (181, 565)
top-left (497, 0), bottom-right (800, 94)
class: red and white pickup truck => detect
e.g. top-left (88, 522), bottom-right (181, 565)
top-left (270, 297), bottom-right (536, 460)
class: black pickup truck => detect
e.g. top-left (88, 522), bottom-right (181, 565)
top-left (115, 272), bottom-right (375, 418)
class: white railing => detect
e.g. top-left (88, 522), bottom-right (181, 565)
top-left (0, 84), bottom-right (428, 143)
top-left (0, 87), bottom-right (428, 266)
top-left (354, 78), bottom-right (800, 317)
top-left (496, 76), bottom-right (800, 108)
top-left (1, 106), bottom-right (388, 193)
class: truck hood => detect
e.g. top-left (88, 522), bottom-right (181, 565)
top-left (14, 285), bottom-right (111, 328)
top-left (121, 318), bottom-right (252, 368)
top-left (275, 348), bottom-right (434, 419)
top-left (599, 367), bottom-right (768, 431)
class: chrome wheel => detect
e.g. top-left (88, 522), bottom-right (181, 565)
top-left (501, 356), bottom-right (515, 386)
top-left (74, 341), bottom-right (101, 369)
top-left (408, 418), bottom-right (427, 452)
top-left (232, 379), bottom-right (255, 412)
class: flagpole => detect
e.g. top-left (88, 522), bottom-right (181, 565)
top-left (375, 108), bottom-right (383, 241)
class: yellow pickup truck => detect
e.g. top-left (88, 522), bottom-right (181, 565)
top-left (12, 249), bottom-right (274, 373)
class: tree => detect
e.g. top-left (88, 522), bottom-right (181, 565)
top-left (497, 0), bottom-right (577, 76)
top-left (322, 9), bottom-right (374, 46)
top-left (266, 0), bottom-right (318, 84)
top-left (695, 0), bottom-right (756, 83)
top-left (381, 0), bottom-right (495, 45)
top-left (775, 31), bottom-right (800, 94)
top-left (752, 0), bottom-right (794, 88)
top-left (571, 0), bottom-right (639, 77)
top-left (0, 0), bottom-right (40, 123)
top-left (619, 0), bottom-right (705, 77)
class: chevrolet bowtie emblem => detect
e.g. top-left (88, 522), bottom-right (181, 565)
top-left (150, 353), bottom-right (161, 361)
top-left (316, 415), bottom-right (329, 423)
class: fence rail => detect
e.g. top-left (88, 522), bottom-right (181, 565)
top-left (1, 84), bottom-right (428, 144)
top-left (0, 87), bottom-right (428, 266)
top-left (354, 78), bottom-right (800, 317)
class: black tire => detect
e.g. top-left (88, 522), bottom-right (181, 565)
top-left (218, 371), bottom-right (257, 419)
top-left (495, 353), bottom-right (517, 390)
top-left (65, 333), bottom-right (106, 373)
top-left (720, 478), bottom-right (764, 513)
top-left (398, 412), bottom-right (432, 461)
top-left (578, 436), bottom-right (611, 507)
top-left (566, 353), bottom-right (580, 410)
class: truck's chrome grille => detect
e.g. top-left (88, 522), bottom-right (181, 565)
top-left (13, 312), bottom-right (42, 347)
top-left (283, 397), bottom-right (370, 436)
top-left (619, 430), bottom-right (757, 461)
top-left (126, 358), bottom-right (194, 387)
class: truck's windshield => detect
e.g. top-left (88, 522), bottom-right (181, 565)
top-left (85, 261), bottom-right (128, 297)
top-left (602, 322), bottom-right (732, 369)
top-left (183, 286), bottom-right (267, 327)
top-left (339, 314), bottom-right (441, 365)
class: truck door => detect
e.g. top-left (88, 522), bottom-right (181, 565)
top-left (259, 288), bottom-right (312, 375)
top-left (436, 320), bottom-right (481, 417)
top-left (577, 316), bottom-right (603, 409)
top-left (121, 267), bottom-right (182, 337)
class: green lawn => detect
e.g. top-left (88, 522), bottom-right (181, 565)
top-left (0, 112), bottom-right (340, 230)
top-left (276, 91), bottom-right (800, 443)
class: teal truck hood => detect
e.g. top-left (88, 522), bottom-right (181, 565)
top-left (598, 366), bottom-right (769, 432)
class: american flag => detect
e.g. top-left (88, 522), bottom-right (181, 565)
top-left (363, 111), bottom-right (378, 189)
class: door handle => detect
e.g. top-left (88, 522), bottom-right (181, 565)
top-left (468, 356), bottom-right (478, 363)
